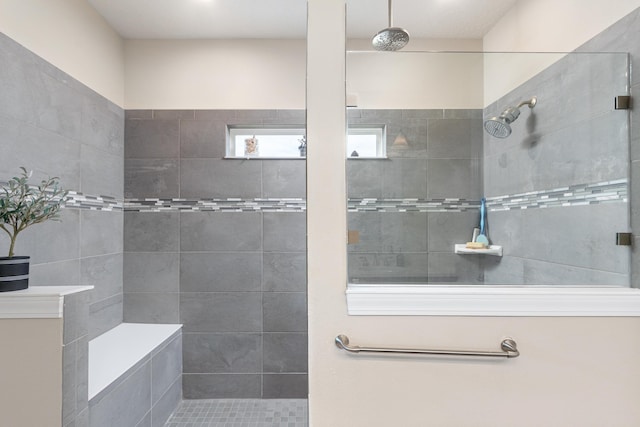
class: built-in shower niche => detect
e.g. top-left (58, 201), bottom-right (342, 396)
top-left (346, 51), bottom-right (630, 286)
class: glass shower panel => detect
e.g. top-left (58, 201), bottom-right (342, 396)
top-left (346, 51), bottom-right (630, 286)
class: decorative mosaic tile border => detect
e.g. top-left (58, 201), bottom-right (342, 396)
top-left (348, 198), bottom-right (479, 212)
top-left (486, 179), bottom-right (627, 211)
top-left (347, 179), bottom-right (627, 213)
top-left (65, 191), bottom-right (124, 211)
top-left (124, 198), bottom-right (306, 212)
top-left (34, 179), bottom-right (626, 213)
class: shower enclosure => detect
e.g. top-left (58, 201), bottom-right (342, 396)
top-left (346, 50), bottom-right (631, 287)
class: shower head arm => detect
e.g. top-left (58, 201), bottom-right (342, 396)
top-left (388, 0), bottom-right (393, 27)
top-left (516, 96), bottom-right (537, 109)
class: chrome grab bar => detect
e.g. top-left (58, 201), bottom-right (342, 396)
top-left (335, 335), bottom-right (519, 359)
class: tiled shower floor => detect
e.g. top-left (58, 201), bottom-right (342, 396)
top-left (164, 399), bottom-right (308, 427)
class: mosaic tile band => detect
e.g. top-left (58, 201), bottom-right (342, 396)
top-left (65, 191), bottom-right (123, 211)
top-left (47, 179), bottom-right (628, 213)
top-left (125, 198), bottom-right (306, 212)
top-left (486, 178), bottom-right (627, 212)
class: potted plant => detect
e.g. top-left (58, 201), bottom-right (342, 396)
top-left (0, 167), bottom-right (67, 292)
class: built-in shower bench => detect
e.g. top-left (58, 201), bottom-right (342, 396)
top-left (88, 322), bottom-right (183, 427)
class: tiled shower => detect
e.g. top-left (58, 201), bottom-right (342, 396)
top-left (123, 109), bottom-right (308, 399)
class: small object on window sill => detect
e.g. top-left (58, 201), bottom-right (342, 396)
top-left (244, 135), bottom-right (259, 156)
top-left (298, 136), bottom-right (307, 157)
top-left (454, 244), bottom-right (503, 256)
top-left (351, 150), bottom-right (359, 157)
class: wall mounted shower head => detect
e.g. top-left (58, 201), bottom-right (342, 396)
top-left (484, 97), bottom-right (537, 138)
top-left (372, 0), bottom-right (409, 51)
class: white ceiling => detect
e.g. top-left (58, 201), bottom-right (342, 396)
top-left (87, 0), bottom-right (519, 40)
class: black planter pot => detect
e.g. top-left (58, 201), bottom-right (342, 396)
top-left (0, 256), bottom-right (30, 292)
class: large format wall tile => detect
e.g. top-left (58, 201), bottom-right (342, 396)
top-left (263, 160), bottom-right (306, 198)
top-left (81, 253), bottom-right (124, 304)
top-left (427, 118), bottom-right (483, 159)
top-left (80, 210), bottom-right (123, 258)
top-left (124, 252), bottom-right (179, 293)
top-left (183, 333), bottom-right (261, 373)
top-left (263, 374), bottom-right (308, 399)
top-left (180, 158), bottom-right (262, 198)
top-left (180, 119), bottom-right (226, 158)
top-left (81, 144), bottom-right (124, 197)
top-left (263, 292), bottom-right (307, 332)
top-left (263, 212), bottom-right (306, 252)
top-left (381, 159), bottom-right (428, 199)
top-left (125, 119), bottom-right (179, 159)
top-left (180, 252), bottom-right (262, 292)
top-left (125, 159), bottom-right (179, 199)
top-left (124, 212), bottom-right (179, 252)
top-left (123, 293), bottom-right (180, 324)
top-left (263, 333), bottom-right (308, 373)
top-left (180, 292), bottom-right (262, 333)
top-left (183, 374), bottom-right (261, 399)
top-left (89, 362), bottom-right (152, 427)
top-left (180, 212), bottom-right (262, 251)
top-left (263, 252), bottom-right (307, 292)
top-left (427, 158), bottom-right (482, 200)
top-left (89, 293), bottom-right (123, 339)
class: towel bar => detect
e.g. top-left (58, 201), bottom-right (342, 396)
top-left (335, 334), bottom-right (519, 358)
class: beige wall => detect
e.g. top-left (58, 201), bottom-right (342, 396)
top-left (125, 38), bottom-right (482, 110)
top-left (347, 50), bottom-right (484, 109)
top-left (347, 38), bottom-right (483, 109)
top-left (0, 0), bottom-right (124, 107)
top-left (0, 319), bottom-right (63, 427)
top-left (307, 1), bottom-right (640, 426)
top-left (483, 0), bottom-right (640, 104)
top-left (124, 39), bottom-right (306, 110)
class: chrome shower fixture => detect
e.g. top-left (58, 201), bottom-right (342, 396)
top-left (484, 96), bottom-right (537, 138)
top-left (372, 0), bottom-right (410, 51)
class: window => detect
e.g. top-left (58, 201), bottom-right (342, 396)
top-left (227, 126), bottom-right (306, 158)
top-left (226, 125), bottom-right (385, 159)
top-left (347, 125), bottom-right (386, 158)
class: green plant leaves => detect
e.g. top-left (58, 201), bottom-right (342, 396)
top-left (0, 168), bottom-right (67, 257)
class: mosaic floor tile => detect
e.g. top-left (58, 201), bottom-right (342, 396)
top-left (164, 399), bottom-right (308, 427)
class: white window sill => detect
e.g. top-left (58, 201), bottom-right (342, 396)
top-left (346, 284), bottom-right (640, 316)
top-left (223, 156), bottom-right (306, 160)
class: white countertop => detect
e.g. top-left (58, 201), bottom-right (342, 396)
top-left (0, 286), bottom-right (93, 319)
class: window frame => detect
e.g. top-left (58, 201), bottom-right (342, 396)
top-left (347, 124), bottom-right (386, 159)
top-left (226, 125), bottom-right (306, 159)
top-left (225, 124), bottom-right (387, 159)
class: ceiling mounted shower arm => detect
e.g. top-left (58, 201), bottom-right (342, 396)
top-left (388, 0), bottom-right (393, 28)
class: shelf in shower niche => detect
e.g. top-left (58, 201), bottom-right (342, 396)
top-left (454, 244), bottom-right (503, 257)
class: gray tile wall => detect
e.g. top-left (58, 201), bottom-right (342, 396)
top-left (0, 33), bottom-right (124, 335)
top-left (483, 15), bottom-right (636, 284)
top-left (347, 109), bottom-right (484, 284)
top-left (63, 290), bottom-right (91, 427)
top-left (123, 109), bottom-right (308, 399)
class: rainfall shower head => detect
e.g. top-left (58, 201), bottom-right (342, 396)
top-left (372, 0), bottom-right (410, 51)
top-left (484, 97), bottom-right (537, 138)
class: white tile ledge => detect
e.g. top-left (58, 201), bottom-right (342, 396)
top-left (89, 323), bottom-right (183, 401)
top-left (346, 285), bottom-right (640, 316)
top-left (0, 286), bottom-right (93, 319)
